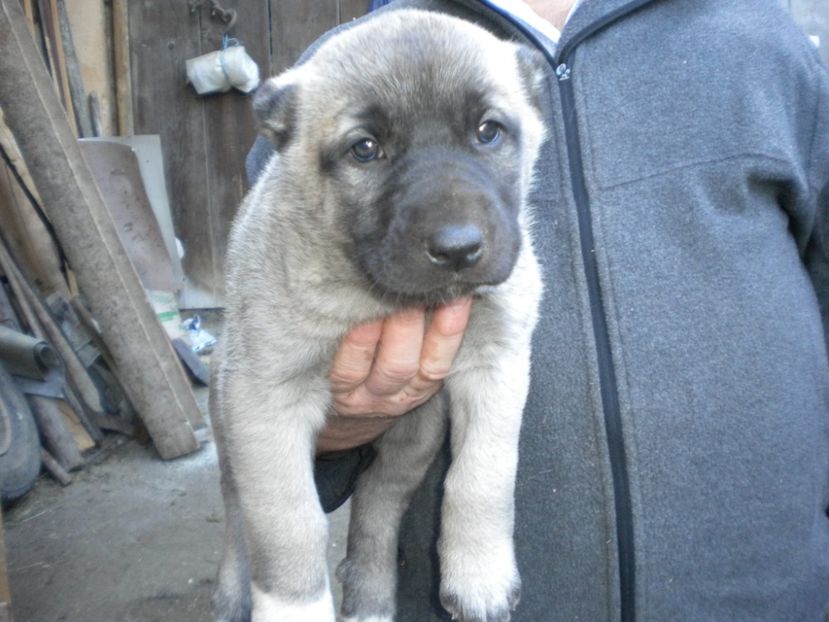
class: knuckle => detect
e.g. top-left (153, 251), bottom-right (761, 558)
top-left (377, 363), bottom-right (419, 385)
top-left (330, 394), bottom-right (365, 417)
top-left (419, 363), bottom-right (451, 383)
top-left (329, 368), bottom-right (365, 388)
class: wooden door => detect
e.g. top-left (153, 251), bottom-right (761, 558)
top-left (128, 1), bottom-right (368, 308)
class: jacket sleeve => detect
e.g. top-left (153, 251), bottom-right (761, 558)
top-left (805, 61), bottom-right (829, 359)
top-left (314, 445), bottom-right (376, 513)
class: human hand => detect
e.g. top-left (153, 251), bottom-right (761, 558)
top-left (316, 297), bottom-right (473, 454)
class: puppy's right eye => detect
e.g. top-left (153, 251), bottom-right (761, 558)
top-left (476, 120), bottom-right (502, 144)
top-left (350, 138), bottom-right (382, 162)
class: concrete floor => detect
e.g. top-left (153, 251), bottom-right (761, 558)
top-left (3, 386), bottom-right (351, 622)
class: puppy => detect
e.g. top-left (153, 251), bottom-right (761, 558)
top-left (211, 9), bottom-right (545, 622)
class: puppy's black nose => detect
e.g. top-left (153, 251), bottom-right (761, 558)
top-left (426, 224), bottom-right (483, 271)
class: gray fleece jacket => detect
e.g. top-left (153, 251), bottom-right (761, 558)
top-left (249, 0), bottom-right (829, 619)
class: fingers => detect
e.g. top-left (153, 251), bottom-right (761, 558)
top-left (415, 297), bottom-right (472, 385)
top-left (327, 297), bottom-right (472, 427)
top-left (316, 414), bottom-right (397, 454)
top-left (329, 318), bottom-right (384, 392)
top-left (363, 307), bottom-right (426, 396)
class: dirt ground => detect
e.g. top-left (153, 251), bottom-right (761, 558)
top-left (4, 386), bottom-right (350, 622)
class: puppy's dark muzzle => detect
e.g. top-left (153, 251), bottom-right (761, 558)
top-left (426, 224), bottom-right (483, 271)
top-left (355, 147), bottom-right (522, 301)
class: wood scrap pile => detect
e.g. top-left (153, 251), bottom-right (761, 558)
top-left (0, 0), bottom-right (208, 512)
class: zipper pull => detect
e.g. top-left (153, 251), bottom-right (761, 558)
top-left (556, 63), bottom-right (571, 81)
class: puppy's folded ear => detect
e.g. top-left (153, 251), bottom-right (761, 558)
top-left (515, 45), bottom-right (549, 114)
top-left (252, 73), bottom-right (299, 150)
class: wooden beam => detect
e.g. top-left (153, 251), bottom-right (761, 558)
top-left (66, 0), bottom-right (116, 136)
top-left (111, 0), bottom-right (133, 135)
top-left (36, 0), bottom-right (78, 136)
top-left (55, 0), bottom-right (92, 137)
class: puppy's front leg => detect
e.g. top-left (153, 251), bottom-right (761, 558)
top-left (338, 392), bottom-right (448, 622)
top-left (439, 352), bottom-right (531, 622)
top-left (224, 373), bottom-right (335, 622)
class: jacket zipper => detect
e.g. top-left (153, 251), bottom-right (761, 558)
top-left (494, 2), bottom-right (656, 620)
top-left (556, 57), bottom-right (636, 622)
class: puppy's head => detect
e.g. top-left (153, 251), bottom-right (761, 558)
top-left (253, 10), bottom-right (546, 304)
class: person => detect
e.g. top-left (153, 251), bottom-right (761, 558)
top-left (246, 0), bottom-right (829, 619)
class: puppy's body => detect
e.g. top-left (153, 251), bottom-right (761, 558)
top-left (212, 10), bottom-right (545, 622)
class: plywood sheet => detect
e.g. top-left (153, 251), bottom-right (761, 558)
top-left (78, 140), bottom-right (178, 292)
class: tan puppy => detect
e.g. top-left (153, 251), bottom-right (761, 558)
top-left (211, 9), bottom-right (545, 622)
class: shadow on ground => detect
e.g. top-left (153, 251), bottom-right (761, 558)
top-left (5, 422), bottom-right (349, 621)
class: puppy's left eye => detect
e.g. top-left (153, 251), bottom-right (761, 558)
top-left (476, 120), bottom-right (502, 144)
top-left (350, 138), bottom-right (383, 162)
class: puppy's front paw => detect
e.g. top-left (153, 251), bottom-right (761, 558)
top-left (439, 543), bottom-right (521, 622)
top-left (213, 584), bottom-right (251, 622)
top-left (336, 557), bottom-right (395, 622)
top-left (251, 586), bottom-right (336, 622)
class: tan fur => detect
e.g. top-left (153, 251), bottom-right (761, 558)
top-left (211, 10), bottom-right (545, 622)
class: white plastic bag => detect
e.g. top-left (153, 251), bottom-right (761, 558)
top-left (186, 45), bottom-right (260, 95)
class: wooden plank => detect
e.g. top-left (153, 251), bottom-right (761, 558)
top-left (112, 0), bottom-right (132, 135)
top-left (36, 0), bottom-right (78, 136)
top-left (0, 111), bottom-right (40, 202)
top-left (0, 160), bottom-right (66, 297)
top-left (0, 108), bottom-right (66, 298)
top-left (40, 448), bottom-right (72, 485)
top-left (200, 0), bottom-right (271, 289)
top-left (57, 398), bottom-right (96, 451)
top-left (65, 0), bottom-right (116, 136)
top-left (270, 0), bottom-right (339, 74)
top-left (55, 0), bottom-right (92, 137)
top-left (339, 0), bottom-right (368, 24)
top-left (30, 395), bottom-right (84, 471)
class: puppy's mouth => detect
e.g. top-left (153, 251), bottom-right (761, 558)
top-left (362, 271), bottom-right (494, 307)
top-left (357, 229), bottom-right (521, 307)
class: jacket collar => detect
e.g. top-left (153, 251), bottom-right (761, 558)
top-left (452, 0), bottom-right (660, 60)
top-left (557, 0), bottom-right (658, 59)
